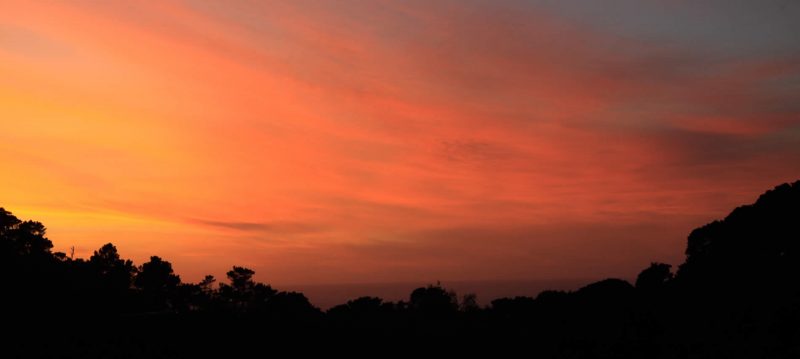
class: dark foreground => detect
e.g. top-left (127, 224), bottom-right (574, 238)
top-left (3, 181), bottom-right (800, 358)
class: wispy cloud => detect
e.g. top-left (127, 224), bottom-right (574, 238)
top-left (189, 219), bottom-right (326, 235)
top-left (1, 0), bottom-right (798, 284)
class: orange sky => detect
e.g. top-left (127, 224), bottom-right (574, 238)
top-left (2, 1), bottom-right (799, 285)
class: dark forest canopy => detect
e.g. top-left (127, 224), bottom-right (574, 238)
top-left (2, 180), bottom-right (800, 358)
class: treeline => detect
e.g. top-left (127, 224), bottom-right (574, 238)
top-left (2, 180), bottom-right (800, 358)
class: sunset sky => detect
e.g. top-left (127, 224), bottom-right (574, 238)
top-left (2, 0), bottom-right (799, 287)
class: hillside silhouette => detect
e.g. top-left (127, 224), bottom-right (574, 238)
top-left (2, 180), bottom-right (800, 358)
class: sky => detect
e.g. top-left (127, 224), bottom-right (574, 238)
top-left (1, 0), bottom-right (799, 287)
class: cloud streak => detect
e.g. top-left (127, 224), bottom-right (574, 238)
top-left (189, 219), bottom-right (326, 235)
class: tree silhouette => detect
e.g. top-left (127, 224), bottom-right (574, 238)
top-left (330, 296), bottom-right (385, 315)
top-left (409, 283), bottom-right (458, 318)
top-left (0, 208), bottom-right (52, 258)
top-left (635, 262), bottom-right (673, 291)
top-left (135, 256), bottom-right (181, 310)
top-left (12, 221), bottom-right (52, 256)
top-left (136, 256), bottom-right (181, 292)
top-left (217, 266), bottom-right (278, 312)
top-left (198, 274), bottom-right (216, 293)
top-left (89, 243), bottom-right (137, 308)
top-left (227, 266), bottom-right (255, 293)
top-left (460, 293), bottom-right (480, 312)
top-left (0, 207), bottom-right (20, 234)
top-left (91, 243), bottom-right (132, 274)
top-left (262, 291), bottom-right (319, 322)
top-left (3, 181), bottom-right (800, 357)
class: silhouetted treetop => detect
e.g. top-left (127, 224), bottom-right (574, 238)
top-left (635, 262), bottom-right (673, 291)
top-left (0, 208), bottom-right (53, 258)
top-left (0, 207), bottom-right (20, 232)
top-left (135, 256), bottom-right (181, 293)
top-left (332, 296), bottom-right (385, 314)
top-left (410, 283), bottom-right (458, 317)
top-left (577, 278), bottom-right (633, 296)
top-left (677, 180), bottom-right (800, 286)
top-left (198, 274), bottom-right (216, 293)
top-left (90, 243), bottom-right (137, 292)
top-left (91, 243), bottom-right (124, 269)
top-left (227, 266), bottom-right (255, 292)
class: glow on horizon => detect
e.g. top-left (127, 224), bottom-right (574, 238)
top-left (1, 0), bottom-right (799, 285)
